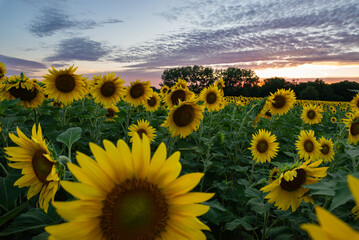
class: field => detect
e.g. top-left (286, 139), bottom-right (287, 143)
top-left (0, 72), bottom-right (359, 240)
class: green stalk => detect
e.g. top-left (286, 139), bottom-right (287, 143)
top-left (261, 211), bottom-right (269, 240)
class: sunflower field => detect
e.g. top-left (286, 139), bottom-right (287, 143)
top-left (1, 63), bottom-right (359, 239)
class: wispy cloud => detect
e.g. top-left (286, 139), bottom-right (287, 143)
top-left (0, 54), bottom-right (47, 77)
top-left (28, 7), bottom-right (123, 37)
top-left (45, 37), bottom-right (110, 61)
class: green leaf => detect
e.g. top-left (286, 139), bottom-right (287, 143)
top-left (248, 197), bottom-right (272, 215)
top-left (345, 149), bottom-right (359, 159)
top-left (0, 174), bottom-right (24, 211)
top-left (329, 180), bottom-right (353, 211)
top-left (32, 232), bottom-right (50, 240)
top-left (225, 216), bottom-right (254, 231)
top-left (305, 180), bottom-right (336, 196)
top-left (0, 201), bottom-right (28, 227)
top-left (56, 127), bottom-right (82, 149)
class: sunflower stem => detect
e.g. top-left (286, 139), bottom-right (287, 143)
top-left (248, 160), bottom-right (256, 185)
top-left (0, 161), bottom-right (8, 176)
top-left (61, 104), bottom-right (68, 126)
top-left (33, 108), bottom-right (38, 124)
top-left (261, 210), bottom-right (269, 240)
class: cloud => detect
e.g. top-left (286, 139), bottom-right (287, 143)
top-left (45, 37), bottom-right (110, 62)
top-left (112, 0), bottom-right (359, 72)
top-left (28, 7), bottom-right (123, 37)
top-left (0, 54), bottom-right (48, 77)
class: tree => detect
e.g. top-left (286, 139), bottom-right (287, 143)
top-left (299, 85), bottom-right (319, 100)
top-left (219, 68), bottom-right (259, 96)
top-left (260, 77), bottom-right (291, 97)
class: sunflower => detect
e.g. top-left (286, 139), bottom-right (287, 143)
top-left (90, 73), bottom-right (125, 106)
top-left (301, 175), bottom-right (359, 239)
top-left (295, 130), bottom-right (321, 161)
top-left (318, 137), bottom-right (335, 163)
top-left (165, 86), bottom-right (194, 109)
top-left (144, 91), bottom-right (161, 112)
top-left (268, 167), bottom-right (280, 183)
top-left (160, 85), bottom-right (170, 98)
top-left (104, 104), bottom-right (119, 121)
top-left (45, 134), bottom-right (214, 239)
top-left (199, 85), bottom-right (224, 112)
top-left (214, 78), bottom-right (225, 93)
top-left (267, 88), bottom-right (296, 116)
top-left (4, 124), bottom-right (60, 212)
top-left (331, 117), bottom-right (337, 123)
top-left (301, 104), bottom-right (323, 125)
top-left (0, 74), bottom-right (45, 108)
top-left (344, 111), bottom-right (359, 145)
top-left (249, 129), bottom-right (279, 163)
top-left (162, 98), bottom-right (204, 138)
top-left (123, 79), bottom-right (152, 107)
top-left (350, 93), bottom-right (359, 112)
top-left (43, 65), bottom-right (88, 105)
top-left (0, 62), bottom-right (6, 79)
top-left (175, 78), bottom-right (188, 89)
top-left (261, 160), bottom-right (328, 212)
top-left (128, 119), bottom-right (157, 143)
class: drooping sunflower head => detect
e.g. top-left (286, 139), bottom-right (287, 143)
top-left (45, 134), bottom-right (214, 239)
top-left (123, 79), bottom-right (152, 107)
top-left (318, 137), bottom-right (335, 163)
top-left (249, 129), bottom-right (279, 163)
top-left (261, 160), bottom-right (328, 212)
top-left (42, 65), bottom-right (89, 105)
top-left (144, 91), bottom-right (161, 112)
top-left (90, 73), bottom-right (125, 106)
top-left (268, 88), bottom-right (296, 116)
top-left (161, 98), bottom-right (204, 138)
top-left (301, 104), bottom-right (323, 125)
top-left (199, 85), bottom-right (224, 112)
top-left (165, 85), bottom-right (194, 109)
top-left (350, 93), bottom-right (359, 112)
top-left (295, 130), bottom-right (321, 161)
top-left (0, 74), bottom-right (45, 108)
top-left (5, 124), bottom-right (60, 212)
top-left (345, 111), bottom-right (359, 145)
top-left (0, 62), bottom-right (7, 79)
top-left (128, 119), bottom-right (157, 143)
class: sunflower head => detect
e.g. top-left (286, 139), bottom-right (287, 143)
top-left (5, 124), bottom-right (60, 212)
top-left (42, 65), bottom-right (89, 105)
top-left (165, 86), bottom-right (193, 109)
top-left (345, 111), bottom-right (359, 145)
top-left (160, 85), bottom-right (170, 97)
top-left (295, 130), bottom-right (321, 161)
top-left (318, 137), bottom-right (334, 163)
top-left (45, 134), bottom-right (214, 239)
top-left (249, 129), bottom-right (279, 163)
top-left (268, 167), bottom-right (280, 183)
top-left (124, 79), bottom-right (152, 107)
top-left (350, 93), bottom-right (359, 112)
top-left (161, 98), bottom-right (204, 138)
top-left (331, 117), bottom-right (337, 123)
top-left (199, 85), bottom-right (224, 112)
top-left (128, 119), bottom-right (157, 143)
top-left (0, 62), bottom-right (7, 79)
top-left (268, 88), bottom-right (296, 116)
top-left (90, 73), bottom-right (125, 106)
top-left (175, 78), bottom-right (188, 89)
top-left (144, 91), bottom-right (161, 112)
top-left (301, 104), bottom-right (323, 125)
top-left (214, 78), bottom-right (225, 91)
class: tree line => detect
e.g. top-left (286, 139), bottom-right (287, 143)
top-left (160, 65), bottom-right (359, 101)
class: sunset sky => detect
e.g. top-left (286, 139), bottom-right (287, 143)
top-left (1, 0), bottom-right (358, 87)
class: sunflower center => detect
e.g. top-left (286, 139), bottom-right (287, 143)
top-left (173, 104), bottom-right (195, 127)
top-left (55, 74), bottom-right (76, 93)
top-left (106, 108), bottom-right (115, 118)
top-left (9, 86), bottom-right (38, 101)
top-left (101, 81), bottom-right (117, 97)
top-left (350, 122), bottom-right (359, 136)
top-left (130, 84), bottom-right (145, 99)
top-left (272, 95), bottom-right (286, 109)
top-left (280, 169), bottom-right (307, 192)
top-left (147, 97), bottom-right (157, 107)
top-left (321, 144), bottom-right (330, 155)
top-left (100, 179), bottom-right (168, 240)
top-left (256, 139), bottom-right (269, 153)
top-left (304, 140), bottom-right (314, 153)
top-left (162, 88), bottom-right (168, 94)
top-left (171, 90), bottom-right (186, 105)
top-left (32, 149), bottom-right (54, 184)
top-left (136, 129), bottom-right (147, 139)
top-left (269, 170), bottom-right (279, 182)
top-left (307, 110), bottom-right (316, 119)
top-left (206, 92), bottom-right (217, 104)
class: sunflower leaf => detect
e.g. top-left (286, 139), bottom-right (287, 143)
top-left (56, 127), bottom-right (82, 149)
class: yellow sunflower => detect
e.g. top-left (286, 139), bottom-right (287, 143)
top-left (350, 93), bottom-right (359, 112)
top-left (90, 73), bottom-right (125, 106)
top-left (144, 91), bottom-right (161, 112)
top-left (214, 78), bottom-right (225, 93)
top-left (128, 119), bottom-right (157, 143)
top-left (301, 175), bottom-right (359, 239)
top-left (301, 104), bottom-right (323, 125)
top-left (104, 104), bottom-right (119, 121)
top-left (249, 129), bottom-right (279, 163)
top-left (267, 88), bottom-right (296, 116)
top-left (331, 117), bottom-right (337, 123)
top-left (318, 137), bottom-right (335, 163)
top-left (45, 134), bottom-right (214, 239)
top-left (199, 85), bottom-right (224, 112)
top-left (162, 98), bottom-right (204, 138)
top-left (261, 160), bottom-right (328, 212)
top-left (0, 62), bottom-right (6, 79)
top-left (175, 78), bottom-right (189, 89)
top-left (123, 79), bottom-right (152, 107)
top-left (165, 86), bottom-right (194, 109)
top-left (4, 124), bottom-right (60, 212)
top-left (160, 85), bottom-right (170, 98)
top-left (268, 167), bottom-right (280, 183)
top-left (43, 65), bottom-right (88, 105)
top-left (343, 111), bottom-right (359, 145)
top-left (0, 74), bottom-right (45, 108)
top-left (295, 130), bottom-right (321, 161)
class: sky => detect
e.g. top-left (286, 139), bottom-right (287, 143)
top-left (1, 0), bottom-right (359, 87)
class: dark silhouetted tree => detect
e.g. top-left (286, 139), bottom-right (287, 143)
top-left (219, 68), bottom-right (259, 96)
top-left (299, 85), bottom-right (319, 100)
